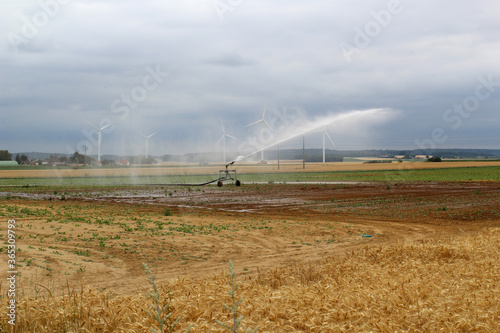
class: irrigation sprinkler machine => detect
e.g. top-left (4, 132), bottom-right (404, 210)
top-left (217, 160), bottom-right (241, 187)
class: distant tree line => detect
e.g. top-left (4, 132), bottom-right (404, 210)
top-left (0, 150), bottom-right (12, 161)
top-left (427, 156), bottom-right (442, 162)
top-left (293, 154), bottom-right (344, 163)
top-left (15, 154), bottom-right (29, 164)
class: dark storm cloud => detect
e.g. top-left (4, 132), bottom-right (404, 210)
top-left (1, 0), bottom-right (499, 155)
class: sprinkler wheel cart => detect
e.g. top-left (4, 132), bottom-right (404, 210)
top-left (217, 161), bottom-right (241, 187)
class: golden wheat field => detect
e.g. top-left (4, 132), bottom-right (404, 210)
top-left (2, 228), bottom-right (499, 332)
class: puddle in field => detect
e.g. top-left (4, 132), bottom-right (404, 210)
top-left (2, 182), bottom-right (499, 217)
top-left (0, 187), bottom-right (300, 214)
top-left (0, 192), bottom-right (54, 200)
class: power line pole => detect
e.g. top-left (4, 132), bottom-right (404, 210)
top-left (83, 145), bottom-right (87, 166)
top-left (277, 145), bottom-right (280, 170)
top-left (302, 136), bottom-right (305, 169)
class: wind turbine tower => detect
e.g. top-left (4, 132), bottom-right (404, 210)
top-left (321, 127), bottom-right (335, 163)
top-left (137, 131), bottom-right (158, 158)
top-left (217, 120), bottom-right (238, 163)
top-left (245, 104), bottom-right (273, 161)
top-left (85, 121), bottom-right (111, 162)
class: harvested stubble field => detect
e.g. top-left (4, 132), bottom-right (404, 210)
top-left (1, 163), bottom-right (499, 332)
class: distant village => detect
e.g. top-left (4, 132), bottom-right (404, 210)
top-left (0, 150), bottom-right (156, 167)
top-left (1, 149), bottom-right (498, 167)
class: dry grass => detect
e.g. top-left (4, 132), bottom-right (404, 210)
top-left (2, 227), bottom-right (499, 332)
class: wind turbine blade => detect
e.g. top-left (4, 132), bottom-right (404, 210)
top-left (136, 130), bottom-right (147, 138)
top-left (244, 119), bottom-right (262, 128)
top-left (262, 103), bottom-right (267, 119)
top-left (147, 131), bottom-right (159, 138)
top-left (226, 134), bottom-right (239, 141)
top-left (220, 119), bottom-right (225, 133)
top-left (263, 119), bottom-right (274, 132)
top-left (325, 131), bottom-right (335, 146)
top-left (85, 120), bottom-right (99, 130)
top-left (99, 123), bottom-right (112, 131)
top-left (217, 134), bottom-right (225, 145)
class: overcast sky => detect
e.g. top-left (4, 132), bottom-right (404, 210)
top-left (1, 0), bottom-right (499, 157)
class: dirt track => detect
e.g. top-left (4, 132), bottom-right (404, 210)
top-left (1, 181), bottom-right (499, 295)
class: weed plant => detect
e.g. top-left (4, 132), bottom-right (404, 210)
top-left (164, 207), bottom-right (172, 216)
top-left (143, 263), bottom-right (191, 333)
top-left (216, 260), bottom-right (258, 333)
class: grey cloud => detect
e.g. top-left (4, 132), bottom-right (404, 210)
top-left (202, 54), bottom-right (255, 67)
top-left (1, 0), bottom-right (499, 155)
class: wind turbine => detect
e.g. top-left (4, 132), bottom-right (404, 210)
top-left (245, 104), bottom-right (273, 161)
top-left (85, 121), bottom-right (111, 162)
top-left (137, 130), bottom-right (158, 158)
top-left (321, 127), bottom-right (335, 163)
top-left (217, 119), bottom-right (238, 163)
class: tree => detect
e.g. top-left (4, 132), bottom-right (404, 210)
top-left (15, 154), bottom-right (21, 164)
top-left (70, 151), bottom-right (82, 164)
top-left (0, 150), bottom-right (12, 161)
top-left (21, 154), bottom-right (28, 164)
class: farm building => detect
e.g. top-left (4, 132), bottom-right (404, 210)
top-left (0, 161), bottom-right (18, 166)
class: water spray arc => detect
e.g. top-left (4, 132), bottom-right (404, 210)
top-left (237, 109), bottom-right (384, 163)
top-left (156, 107), bottom-right (379, 186)
top-left (137, 130), bottom-right (158, 158)
top-left (85, 120), bottom-right (111, 162)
